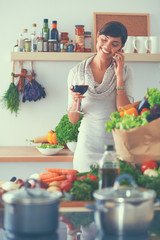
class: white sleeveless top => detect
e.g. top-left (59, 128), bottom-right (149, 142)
top-left (67, 56), bottom-right (133, 172)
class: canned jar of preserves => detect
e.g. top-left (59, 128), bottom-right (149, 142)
top-left (84, 31), bottom-right (92, 52)
top-left (75, 25), bottom-right (84, 52)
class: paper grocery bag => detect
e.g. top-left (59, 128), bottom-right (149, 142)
top-left (112, 117), bottom-right (160, 165)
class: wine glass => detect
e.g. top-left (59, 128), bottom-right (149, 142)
top-left (70, 85), bottom-right (88, 114)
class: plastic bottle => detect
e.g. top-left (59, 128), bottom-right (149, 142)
top-left (42, 19), bottom-right (49, 40)
top-left (51, 20), bottom-right (58, 41)
top-left (99, 145), bottom-right (120, 189)
top-left (31, 23), bottom-right (37, 52)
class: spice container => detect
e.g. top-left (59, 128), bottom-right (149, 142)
top-left (99, 145), bottom-right (120, 189)
top-left (43, 39), bottom-right (48, 52)
top-left (84, 31), bottom-right (92, 52)
top-left (67, 40), bottom-right (74, 52)
top-left (48, 40), bottom-right (54, 52)
top-left (37, 35), bottom-right (43, 52)
top-left (24, 40), bottom-right (31, 52)
top-left (75, 25), bottom-right (84, 52)
top-left (60, 32), bottom-right (69, 42)
top-left (60, 41), bottom-right (68, 52)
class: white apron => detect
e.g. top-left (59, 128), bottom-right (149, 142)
top-left (67, 56), bottom-right (133, 172)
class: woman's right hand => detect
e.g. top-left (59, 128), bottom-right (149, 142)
top-left (70, 86), bottom-right (85, 103)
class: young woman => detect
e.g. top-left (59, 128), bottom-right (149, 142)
top-left (67, 21), bottom-right (133, 172)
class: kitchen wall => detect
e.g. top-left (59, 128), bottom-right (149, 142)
top-left (0, 0), bottom-right (160, 146)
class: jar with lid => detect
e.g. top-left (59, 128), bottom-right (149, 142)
top-left (84, 31), bottom-right (92, 52)
top-left (24, 39), bottom-right (31, 52)
top-left (37, 34), bottom-right (43, 52)
top-left (60, 32), bottom-right (69, 42)
top-left (99, 145), bottom-right (120, 189)
top-left (60, 41), bottom-right (68, 52)
top-left (75, 25), bottom-right (84, 52)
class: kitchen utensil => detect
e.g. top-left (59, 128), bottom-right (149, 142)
top-left (2, 179), bottom-right (62, 236)
top-left (86, 174), bottom-right (157, 235)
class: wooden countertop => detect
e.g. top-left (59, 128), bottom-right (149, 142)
top-left (0, 146), bottom-right (73, 162)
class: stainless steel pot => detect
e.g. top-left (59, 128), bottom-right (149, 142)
top-left (2, 179), bottom-right (62, 236)
top-left (86, 174), bottom-right (157, 236)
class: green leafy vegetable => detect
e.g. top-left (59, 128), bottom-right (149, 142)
top-left (105, 111), bottom-right (150, 132)
top-left (145, 88), bottom-right (160, 108)
top-left (120, 160), bottom-right (160, 198)
top-left (55, 114), bottom-right (83, 144)
top-left (1, 83), bottom-right (19, 116)
top-left (70, 177), bottom-right (98, 201)
top-left (37, 144), bottom-right (63, 149)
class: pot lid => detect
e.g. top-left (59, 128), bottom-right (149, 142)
top-left (94, 174), bottom-right (156, 202)
top-left (2, 179), bottom-right (62, 205)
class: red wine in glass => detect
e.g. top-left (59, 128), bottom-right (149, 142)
top-left (71, 85), bottom-right (88, 113)
top-left (72, 85), bottom-right (88, 95)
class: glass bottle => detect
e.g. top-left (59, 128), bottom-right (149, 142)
top-left (22, 29), bottom-right (29, 51)
top-left (37, 33), bottom-right (43, 52)
top-left (42, 19), bottom-right (49, 40)
top-left (51, 20), bottom-right (58, 41)
top-left (99, 145), bottom-right (120, 189)
top-left (75, 25), bottom-right (84, 52)
top-left (31, 23), bottom-right (37, 52)
top-left (19, 33), bottom-right (24, 52)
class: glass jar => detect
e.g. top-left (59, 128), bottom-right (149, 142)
top-left (24, 40), bottom-right (31, 52)
top-left (84, 31), bottom-right (92, 52)
top-left (60, 41), bottom-right (68, 52)
top-left (37, 37), bottom-right (43, 52)
top-left (43, 39), bottom-right (48, 52)
top-left (48, 40), bottom-right (54, 52)
top-left (75, 25), bottom-right (84, 52)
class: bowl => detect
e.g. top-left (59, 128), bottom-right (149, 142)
top-left (36, 146), bottom-right (64, 156)
top-left (66, 142), bottom-right (77, 152)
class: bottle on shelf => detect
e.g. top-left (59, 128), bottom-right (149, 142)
top-left (42, 19), bottom-right (49, 40)
top-left (31, 23), bottom-right (37, 52)
top-left (23, 29), bottom-right (31, 52)
top-left (22, 29), bottom-right (29, 51)
top-left (51, 20), bottom-right (58, 41)
top-left (19, 33), bottom-right (24, 52)
top-left (99, 145), bottom-right (120, 189)
top-left (37, 33), bottom-right (43, 52)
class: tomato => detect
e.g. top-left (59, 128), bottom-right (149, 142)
top-left (140, 108), bottom-right (150, 115)
top-left (47, 130), bottom-right (58, 145)
top-left (141, 160), bottom-right (158, 173)
top-left (87, 174), bottom-right (98, 181)
top-left (66, 173), bottom-right (77, 182)
top-left (60, 180), bottom-right (72, 192)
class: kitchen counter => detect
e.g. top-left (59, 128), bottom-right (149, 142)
top-left (0, 146), bottom-right (74, 180)
top-left (0, 146), bottom-right (73, 162)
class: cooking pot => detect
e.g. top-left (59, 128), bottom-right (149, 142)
top-left (2, 179), bottom-right (62, 236)
top-left (86, 174), bottom-right (158, 235)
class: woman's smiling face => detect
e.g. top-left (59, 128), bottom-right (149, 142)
top-left (96, 34), bottom-right (122, 59)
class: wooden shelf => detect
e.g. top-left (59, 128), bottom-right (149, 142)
top-left (11, 52), bottom-right (160, 62)
top-left (0, 146), bottom-right (73, 162)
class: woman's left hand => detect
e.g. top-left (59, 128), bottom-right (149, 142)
top-left (112, 50), bottom-right (124, 79)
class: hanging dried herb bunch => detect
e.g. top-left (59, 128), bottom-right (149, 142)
top-left (1, 70), bottom-right (20, 116)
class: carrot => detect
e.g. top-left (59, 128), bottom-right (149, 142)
top-left (39, 172), bottom-right (59, 180)
top-left (44, 168), bottom-right (78, 175)
top-left (43, 175), bottom-right (67, 184)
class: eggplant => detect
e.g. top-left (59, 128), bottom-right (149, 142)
top-left (137, 96), bottom-right (150, 114)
